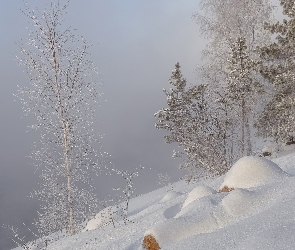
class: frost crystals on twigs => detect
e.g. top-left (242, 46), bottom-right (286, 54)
top-left (111, 166), bottom-right (145, 224)
top-left (17, 1), bottom-right (106, 237)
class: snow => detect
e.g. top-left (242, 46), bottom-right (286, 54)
top-left (220, 156), bottom-right (290, 189)
top-left (13, 149), bottom-right (295, 250)
top-left (262, 142), bottom-right (295, 158)
top-left (160, 190), bottom-right (182, 203)
top-left (182, 185), bottom-right (216, 209)
top-left (82, 205), bottom-right (123, 232)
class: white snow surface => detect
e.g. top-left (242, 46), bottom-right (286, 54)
top-left (15, 151), bottom-right (295, 250)
top-left (220, 156), bottom-right (290, 189)
top-left (182, 185), bottom-right (216, 209)
top-left (82, 205), bottom-right (124, 232)
top-left (262, 142), bottom-right (295, 158)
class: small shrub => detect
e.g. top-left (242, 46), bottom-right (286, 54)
top-left (142, 235), bottom-right (161, 250)
top-left (219, 186), bottom-right (235, 193)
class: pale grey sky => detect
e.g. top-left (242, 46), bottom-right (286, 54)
top-left (0, 1), bottom-right (205, 248)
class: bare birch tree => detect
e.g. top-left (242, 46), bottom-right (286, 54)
top-left (17, 1), bottom-right (103, 235)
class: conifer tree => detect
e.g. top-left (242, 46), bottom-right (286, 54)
top-left (257, 0), bottom-right (295, 143)
top-left (194, 0), bottom-right (273, 160)
top-left (226, 38), bottom-right (263, 156)
top-left (155, 63), bottom-right (228, 181)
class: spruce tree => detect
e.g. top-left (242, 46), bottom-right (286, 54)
top-left (226, 38), bottom-right (263, 156)
top-left (257, 0), bottom-right (295, 143)
top-left (155, 63), bottom-right (228, 181)
top-left (194, 0), bottom-right (273, 160)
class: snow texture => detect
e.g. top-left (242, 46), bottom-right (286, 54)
top-left (14, 149), bottom-right (295, 250)
top-left (182, 185), bottom-right (216, 209)
top-left (220, 156), bottom-right (290, 189)
top-left (262, 142), bottom-right (295, 159)
top-left (82, 206), bottom-right (122, 232)
top-left (160, 191), bottom-right (182, 203)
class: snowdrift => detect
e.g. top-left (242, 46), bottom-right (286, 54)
top-left (19, 151), bottom-right (295, 250)
top-left (220, 156), bottom-right (289, 190)
top-left (182, 185), bottom-right (216, 209)
top-left (143, 156), bottom-right (294, 249)
top-left (82, 205), bottom-right (123, 232)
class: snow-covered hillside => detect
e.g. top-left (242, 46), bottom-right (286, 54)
top-left (15, 151), bottom-right (295, 250)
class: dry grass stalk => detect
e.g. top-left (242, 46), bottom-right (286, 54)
top-left (219, 185), bottom-right (235, 193)
top-left (142, 235), bottom-right (161, 250)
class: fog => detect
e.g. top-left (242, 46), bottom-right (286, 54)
top-left (0, 1), bottom-right (206, 248)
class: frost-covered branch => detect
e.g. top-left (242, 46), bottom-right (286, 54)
top-left (17, 1), bottom-right (107, 237)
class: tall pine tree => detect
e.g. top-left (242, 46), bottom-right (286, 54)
top-left (226, 38), bottom-right (263, 156)
top-left (257, 0), bottom-right (295, 143)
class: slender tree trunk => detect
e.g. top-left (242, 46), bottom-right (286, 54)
top-left (224, 103), bottom-right (229, 166)
top-left (246, 116), bottom-right (252, 155)
top-left (63, 124), bottom-right (75, 235)
top-left (241, 97), bottom-right (245, 155)
top-left (230, 123), bottom-right (234, 165)
top-left (50, 33), bottom-right (75, 235)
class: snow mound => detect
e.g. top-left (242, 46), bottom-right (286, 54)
top-left (221, 188), bottom-right (262, 218)
top-left (182, 185), bottom-right (216, 209)
top-left (144, 215), bottom-right (217, 248)
top-left (160, 191), bottom-right (182, 202)
top-left (147, 193), bottom-right (219, 247)
top-left (273, 153), bottom-right (295, 175)
top-left (220, 156), bottom-right (289, 189)
top-left (82, 205), bottom-right (122, 232)
top-left (31, 151), bottom-right (295, 250)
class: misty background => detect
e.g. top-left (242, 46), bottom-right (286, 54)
top-left (0, 0), bottom-right (206, 248)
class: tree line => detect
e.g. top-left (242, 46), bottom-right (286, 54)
top-left (155, 0), bottom-right (295, 182)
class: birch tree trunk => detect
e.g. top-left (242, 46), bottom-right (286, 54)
top-left (18, 1), bottom-right (104, 236)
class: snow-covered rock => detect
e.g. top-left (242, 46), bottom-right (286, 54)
top-left (220, 156), bottom-right (290, 190)
top-left (182, 185), bottom-right (216, 209)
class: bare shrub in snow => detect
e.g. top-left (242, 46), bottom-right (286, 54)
top-left (2, 223), bottom-right (66, 250)
top-left (112, 166), bottom-right (145, 224)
